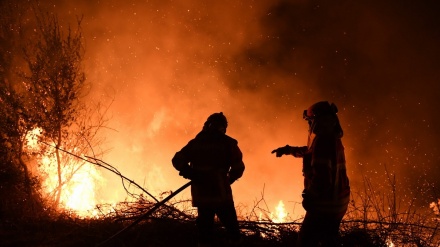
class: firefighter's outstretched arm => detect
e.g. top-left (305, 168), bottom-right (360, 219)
top-left (271, 145), bottom-right (307, 158)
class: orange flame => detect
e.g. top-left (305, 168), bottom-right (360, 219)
top-left (271, 200), bottom-right (287, 223)
top-left (386, 238), bottom-right (395, 247)
top-left (26, 128), bottom-right (104, 218)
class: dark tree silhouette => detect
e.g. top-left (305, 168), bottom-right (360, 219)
top-left (0, 1), bottom-right (42, 218)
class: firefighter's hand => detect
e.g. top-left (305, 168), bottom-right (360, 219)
top-left (179, 167), bottom-right (197, 180)
top-left (271, 145), bottom-right (292, 157)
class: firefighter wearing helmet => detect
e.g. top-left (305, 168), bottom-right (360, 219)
top-left (272, 101), bottom-right (350, 247)
top-left (172, 112), bottom-right (245, 246)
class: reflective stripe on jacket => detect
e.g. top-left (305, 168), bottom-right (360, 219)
top-left (301, 134), bottom-right (350, 214)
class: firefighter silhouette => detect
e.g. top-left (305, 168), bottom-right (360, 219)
top-left (172, 112), bottom-right (245, 246)
top-left (272, 101), bottom-right (350, 247)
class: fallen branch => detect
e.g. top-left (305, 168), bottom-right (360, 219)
top-left (85, 156), bottom-right (159, 202)
top-left (96, 181), bottom-right (191, 246)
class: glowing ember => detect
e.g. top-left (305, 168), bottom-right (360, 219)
top-left (430, 199), bottom-right (440, 216)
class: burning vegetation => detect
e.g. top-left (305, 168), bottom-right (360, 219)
top-left (6, 123), bottom-right (440, 246)
top-left (2, 1), bottom-right (440, 247)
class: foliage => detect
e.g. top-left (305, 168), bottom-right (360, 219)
top-left (0, 0), bottom-right (45, 219)
top-left (22, 10), bottom-right (86, 140)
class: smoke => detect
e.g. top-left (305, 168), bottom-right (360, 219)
top-left (24, 0), bottom-right (440, 214)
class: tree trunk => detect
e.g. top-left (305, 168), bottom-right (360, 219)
top-left (17, 152), bottom-right (31, 195)
top-left (54, 128), bottom-right (62, 207)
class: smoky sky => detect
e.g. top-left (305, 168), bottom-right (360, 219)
top-left (10, 0), bottom-right (440, 214)
top-left (241, 0), bottom-right (440, 205)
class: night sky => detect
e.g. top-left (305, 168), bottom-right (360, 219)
top-left (8, 0), bottom-right (440, 216)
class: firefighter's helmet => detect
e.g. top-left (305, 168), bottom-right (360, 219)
top-left (303, 101), bottom-right (338, 121)
top-left (303, 101), bottom-right (343, 137)
top-left (203, 112), bottom-right (228, 132)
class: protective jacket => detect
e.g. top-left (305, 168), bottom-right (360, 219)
top-left (294, 132), bottom-right (350, 214)
top-left (172, 129), bottom-right (245, 207)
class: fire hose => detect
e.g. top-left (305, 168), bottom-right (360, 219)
top-left (96, 180), bottom-right (192, 247)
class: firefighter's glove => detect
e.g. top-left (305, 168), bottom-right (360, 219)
top-left (179, 167), bottom-right (196, 180)
top-left (271, 145), bottom-right (292, 157)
